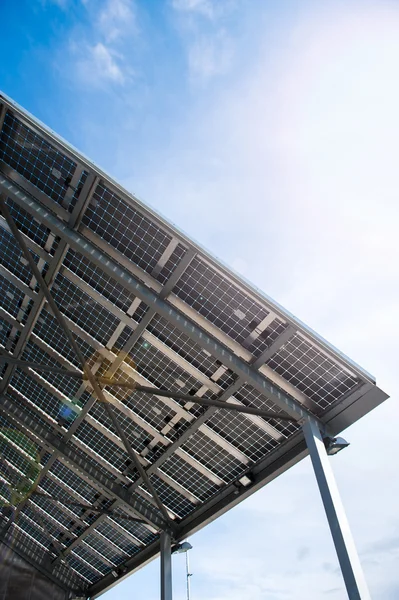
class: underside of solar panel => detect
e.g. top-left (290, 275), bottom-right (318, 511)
top-left (0, 92), bottom-right (388, 599)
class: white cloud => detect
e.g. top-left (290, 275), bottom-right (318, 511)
top-left (187, 29), bottom-right (233, 83)
top-left (171, 0), bottom-right (237, 83)
top-left (75, 42), bottom-right (127, 86)
top-left (172, 0), bottom-right (216, 19)
top-left (97, 0), bottom-right (136, 43)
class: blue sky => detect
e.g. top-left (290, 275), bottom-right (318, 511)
top-left (1, 0), bottom-right (399, 598)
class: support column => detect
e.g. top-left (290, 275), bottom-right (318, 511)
top-left (302, 419), bottom-right (370, 600)
top-left (160, 531), bottom-right (173, 600)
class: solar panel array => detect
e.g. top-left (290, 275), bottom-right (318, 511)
top-left (0, 94), bottom-right (387, 598)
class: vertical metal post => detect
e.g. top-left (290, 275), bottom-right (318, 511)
top-left (302, 419), bottom-right (371, 600)
top-left (160, 530), bottom-right (173, 600)
top-left (185, 549), bottom-right (192, 600)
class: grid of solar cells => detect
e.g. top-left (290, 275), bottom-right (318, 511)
top-left (82, 182), bottom-right (172, 274)
top-left (0, 274), bottom-right (28, 319)
top-left (0, 226), bottom-right (45, 287)
top-left (174, 256), bottom-right (269, 344)
top-left (73, 420), bottom-right (130, 473)
top-left (160, 454), bottom-right (220, 501)
top-left (150, 474), bottom-right (196, 518)
top-left (49, 460), bottom-right (101, 504)
top-left (68, 553), bottom-right (98, 583)
top-left (17, 511), bottom-right (54, 552)
top-left (4, 197), bottom-right (54, 251)
top-left (10, 369), bottom-right (69, 424)
top-left (130, 337), bottom-right (208, 397)
top-left (146, 314), bottom-right (225, 379)
top-left (89, 401), bottom-right (151, 455)
top-left (31, 494), bottom-right (79, 530)
top-left (68, 169), bottom-right (89, 213)
top-left (0, 440), bottom-right (39, 507)
top-left (155, 243), bottom-right (188, 285)
top-left (0, 317), bottom-right (13, 349)
top-left (52, 273), bottom-right (121, 346)
top-left (33, 309), bottom-right (94, 367)
top-left (206, 410), bottom-right (279, 462)
top-left (236, 383), bottom-right (300, 437)
top-left (23, 503), bottom-right (65, 545)
top-left (71, 442), bottom-right (121, 483)
top-left (95, 521), bottom-right (140, 556)
top-left (112, 324), bottom-right (134, 350)
top-left (181, 430), bottom-right (245, 481)
top-left (63, 248), bottom-right (138, 312)
top-left (84, 533), bottom-right (126, 564)
top-left (266, 333), bottom-right (359, 409)
top-left (73, 545), bottom-right (111, 576)
top-left (21, 341), bottom-right (83, 402)
top-left (249, 317), bottom-right (288, 358)
top-left (111, 510), bottom-right (158, 545)
top-left (39, 477), bottom-right (89, 523)
top-left (0, 112), bottom-right (76, 206)
top-left (105, 368), bottom-right (177, 432)
top-left (132, 301), bottom-right (150, 323)
top-left (5, 523), bottom-right (83, 589)
top-left (6, 389), bottom-right (52, 430)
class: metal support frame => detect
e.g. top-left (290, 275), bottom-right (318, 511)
top-left (0, 195), bottom-right (175, 533)
top-left (302, 419), bottom-right (371, 600)
top-left (0, 99), bottom-right (386, 600)
top-left (0, 355), bottom-right (296, 422)
top-left (0, 175), bottom-right (319, 423)
top-left (160, 530), bottom-right (173, 600)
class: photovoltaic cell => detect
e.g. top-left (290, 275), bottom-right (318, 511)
top-left (235, 383), bottom-right (300, 437)
top-left (249, 317), bottom-right (288, 358)
top-left (160, 454), bottom-right (220, 501)
top-left (0, 112), bottom-right (76, 206)
top-left (95, 521), bottom-right (140, 556)
top-left (82, 182), bottom-right (172, 274)
top-left (0, 317), bottom-right (13, 349)
top-left (4, 197), bottom-right (55, 251)
top-left (51, 273), bottom-right (121, 346)
top-left (0, 274), bottom-right (27, 319)
top-left (146, 314), bottom-right (226, 379)
top-left (83, 535), bottom-right (124, 566)
top-left (174, 257), bottom-right (269, 345)
top-left (0, 226), bottom-right (45, 287)
top-left (63, 248), bottom-right (138, 313)
top-left (33, 309), bottom-right (94, 367)
top-left (73, 420), bottom-right (130, 473)
top-left (206, 410), bottom-right (279, 462)
top-left (68, 169), bottom-right (89, 213)
top-left (155, 243), bottom-right (188, 285)
top-left (181, 429), bottom-right (245, 481)
top-left (266, 333), bottom-right (359, 409)
top-left (21, 341), bottom-right (84, 402)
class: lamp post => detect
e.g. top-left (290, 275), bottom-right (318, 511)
top-left (172, 541), bottom-right (193, 600)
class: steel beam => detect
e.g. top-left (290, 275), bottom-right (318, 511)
top-left (0, 394), bottom-right (165, 530)
top-left (251, 326), bottom-right (296, 369)
top-left (0, 177), bottom-right (316, 423)
top-left (302, 418), bottom-right (371, 600)
top-left (0, 195), bottom-right (174, 532)
top-left (160, 530), bottom-right (173, 600)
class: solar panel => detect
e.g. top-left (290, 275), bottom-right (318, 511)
top-left (0, 92), bottom-right (388, 598)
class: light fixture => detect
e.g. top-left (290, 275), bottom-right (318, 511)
top-left (172, 541), bottom-right (193, 554)
top-left (323, 436), bottom-right (350, 456)
top-left (238, 474), bottom-right (252, 487)
top-left (172, 540), bottom-right (193, 600)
